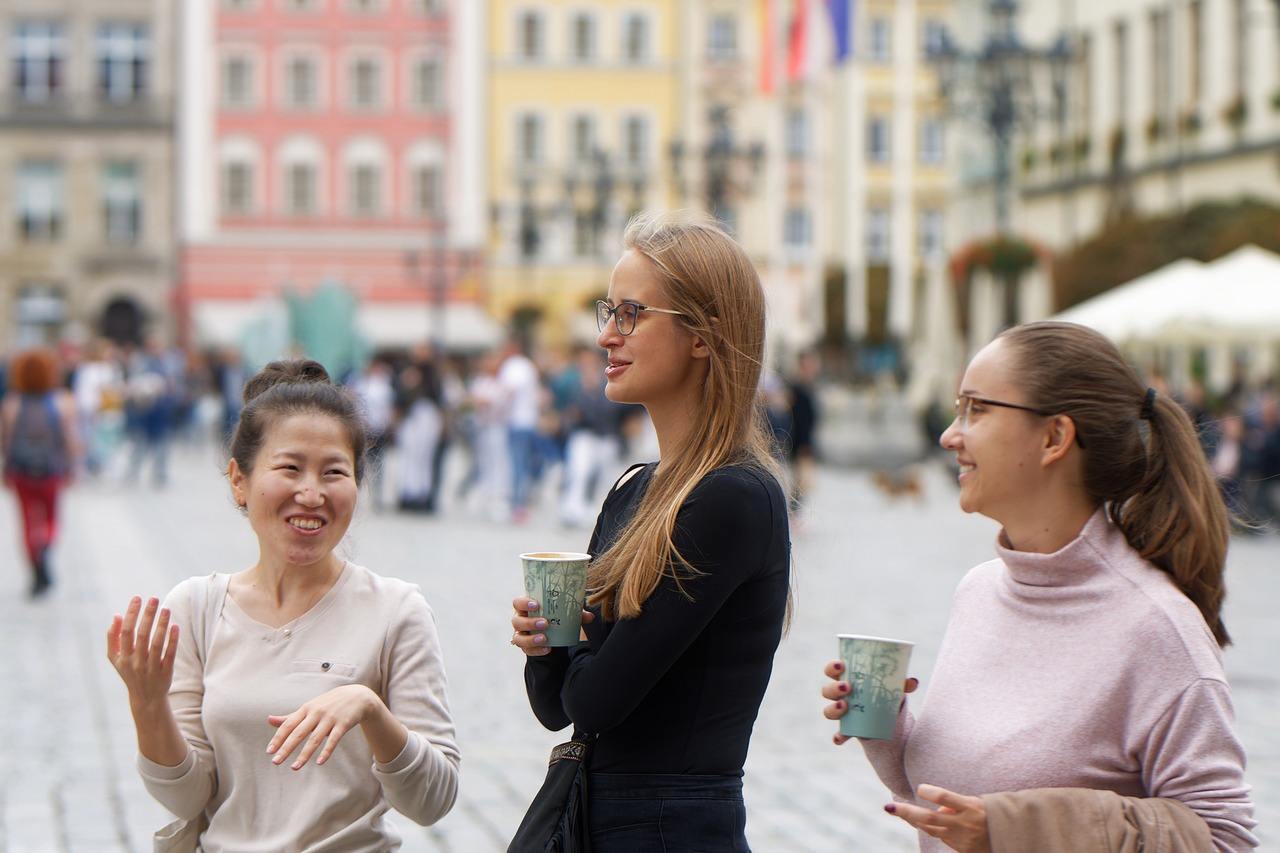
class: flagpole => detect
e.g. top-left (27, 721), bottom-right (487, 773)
top-left (843, 0), bottom-right (868, 352)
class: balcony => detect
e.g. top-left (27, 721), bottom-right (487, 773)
top-left (0, 93), bottom-right (173, 130)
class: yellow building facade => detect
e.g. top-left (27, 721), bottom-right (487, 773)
top-left (486, 0), bottom-right (681, 348)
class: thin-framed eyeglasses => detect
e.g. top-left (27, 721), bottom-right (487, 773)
top-left (953, 394), bottom-right (1056, 431)
top-left (595, 300), bottom-right (686, 336)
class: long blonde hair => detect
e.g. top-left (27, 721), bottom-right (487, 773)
top-left (588, 211), bottom-right (783, 621)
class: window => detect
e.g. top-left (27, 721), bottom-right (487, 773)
top-left (517, 114), bottom-right (544, 163)
top-left (412, 0), bottom-right (443, 14)
top-left (222, 161), bottom-right (254, 214)
top-left (286, 163), bottom-right (317, 215)
top-left (223, 0), bottom-right (256, 10)
top-left (573, 212), bottom-right (600, 257)
top-left (919, 117), bottom-right (944, 164)
top-left (622, 14), bottom-right (649, 63)
top-left (868, 117), bottom-right (890, 163)
top-left (347, 0), bottom-right (382, 12)
top-left (222, 55), bottom-right (254, 107)
top-left (97, 24), bottom-right (149, 102)
top-left (786, 108), bottom-right (810, 158)
top-left (1113, 21), bottom-right (1128, 119)
top-left (284, 0), bottom-right (318, 12)
top-left (868, 18), bottom-right (891, 62)
top-left (411, 58), bottom-right (443, 111)
top-left (350, 164), bottom-right (380, 216)
top-left (622, 115), bottom-right (648, 167)
top-left (1150, 10), bottom-right (1171, 126)
top-left (16, 161), bottom-right (64, 241)
top-left (12, 22), bottom-right (65, 103)
top-left (570, 115), bottom-right (596, 162)
top-left (1186, 4), bottom-right (1202, 103)
top-left (286, 56), bottom-right (318, 108)
top-left (413, 165), bottom-right (443, 218)
top-left (518, 12), bottom-right (545, 61)
top-left (922, 20), bottom-right (945, 58)
top-left (919, 208), bottom-right (944, 260)
top-left (784, 207), bottom-right (812, 249)
top-left (867, 208), bottom-right (890, 261)
top-left (103, 162), bottom-right (142, 244)
top-left (708, 14), bottom-right (737, 60)
top-left (350, 58), bottom-right (380, 108)
top-left (570, 13), bottom-right (597, 62)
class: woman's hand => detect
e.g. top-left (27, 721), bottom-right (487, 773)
top-left (266, 684), bottom-right (382, 770)
top-left (107, 596), bottom-right (179, 710)
top-left (821, 659), bottom-right (917, 745)
top-left (885, 784), bottom-right (990, 853)
top-left (510, 596), bottom-right (595, 657)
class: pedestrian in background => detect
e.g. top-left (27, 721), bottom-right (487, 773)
top-left (511, 210), bottom-right (791, 850)
top-left (393, 354), bottom-right (444, 513)
top-left (2, 347), bottom-right (80, 597)
top-left (71, 337), bottom-right (125, 477)
top-left (350, 357), bottom-right (396, 510)
top-left (557, 344), bottom-right (628, 529)
top-left (822, 321), bottom-right (1256, 851)
top-left (497, 336), bottom-right (542, 523)
top-left (106, 359), bottom-right (459, 850)
top-left (785, 348), bottom-right (821, 518)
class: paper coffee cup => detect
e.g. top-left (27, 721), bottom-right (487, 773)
top-left (521, 552), bottom-right (591, 647)
top-left (836, 634), bottom-right (914, 740)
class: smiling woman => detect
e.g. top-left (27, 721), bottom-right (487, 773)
top-left (106, 359), bottom-right (460, 851)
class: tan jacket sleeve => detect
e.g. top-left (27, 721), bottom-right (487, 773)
top-left (984, 788), bottom-right (1214, 853)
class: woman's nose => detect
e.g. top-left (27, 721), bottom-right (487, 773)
top-left (939, 418), bottom-right (962, 450)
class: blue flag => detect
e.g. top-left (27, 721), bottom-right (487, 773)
top-left (827, 0), bottom-right (852, 63)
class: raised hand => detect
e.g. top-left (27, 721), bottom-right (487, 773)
top-left (107, 596), bottom-right (179, 709)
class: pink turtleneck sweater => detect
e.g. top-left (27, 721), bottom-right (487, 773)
top-left (862, 509), bottom-right (1257, 852)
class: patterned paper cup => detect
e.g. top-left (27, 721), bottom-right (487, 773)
top-left (521, 552), bottom-right (592, 647)
top-left (836, 634), bottom-right (914, 740)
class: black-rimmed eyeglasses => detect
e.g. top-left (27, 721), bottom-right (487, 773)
top-left (953, 394), bottom-right (1056, 431)
top-left (595, 300), bottom-right (686, 336)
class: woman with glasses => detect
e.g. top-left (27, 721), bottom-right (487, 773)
top-left (822, 321), bottom-right (1256, 852)
top-left (509, 210), bottom-right (791, 851)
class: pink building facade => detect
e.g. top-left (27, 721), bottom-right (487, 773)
top-left (178, 0), bottom-right (491, 356)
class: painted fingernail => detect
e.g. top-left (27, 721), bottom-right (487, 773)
top-left (835, 700), bottom-right (846, 711)
top-left (272, 755), bottom-right (283, 764)
top-left (884, 804), bottom-right (897, 814)
top-left (534, 620), bottom-right (547, 630)
top-left (533, 635), bottom-right (545, 645)
top-left (528, 600), bottom-right (539, 610)
top-left (839, 682), bottom-right (850, 693)
top-left (833, 661), bottom-right (844, 672)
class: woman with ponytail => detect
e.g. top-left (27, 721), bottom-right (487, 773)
top-left (822, 321), bottom-right (1256, 852)
top-left (510, 211), bottom-right (791, 850)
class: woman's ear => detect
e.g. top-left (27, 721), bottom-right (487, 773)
top-left (690, 316), bottom-right (720, 360)
top-left (1041, 414), bottom-right (1080, 465)
top-left (229, 458), bottom-right (247, 507)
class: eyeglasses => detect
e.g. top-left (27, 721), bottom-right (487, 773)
top-left (595, 300), bottom-right (686, 336)
top-left (953, 394), bottom-right (1055, 431)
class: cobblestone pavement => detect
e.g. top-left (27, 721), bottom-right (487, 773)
top-left (1, 442), bottom-right (1274, 852)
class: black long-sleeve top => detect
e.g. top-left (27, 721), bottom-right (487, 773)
top-left (524, 462), bottom-right (791, 775)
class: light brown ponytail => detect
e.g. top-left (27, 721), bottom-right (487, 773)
top-left (1000, 322), bottom-right (1232, 647)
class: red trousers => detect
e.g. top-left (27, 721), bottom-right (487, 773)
top-left (8, 474), bottom-right (63, 564)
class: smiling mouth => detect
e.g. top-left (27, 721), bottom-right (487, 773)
top-left (289, 518), bottom-right (323, 531)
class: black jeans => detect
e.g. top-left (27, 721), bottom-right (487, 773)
top-left (588, 773), bottom-right (750, 852)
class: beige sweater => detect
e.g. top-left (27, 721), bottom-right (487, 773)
top-left (138, 563), bottom-right (460, 852)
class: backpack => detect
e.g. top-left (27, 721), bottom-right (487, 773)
top-left (6, 394), bottom-right (68, 478)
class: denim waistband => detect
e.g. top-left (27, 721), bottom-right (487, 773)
top-left (588, 773), bottom-right (744, 799)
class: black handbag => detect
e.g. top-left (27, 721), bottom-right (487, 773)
top-left (507, 731), bottom-right (596, 853)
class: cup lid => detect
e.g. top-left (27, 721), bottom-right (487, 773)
top-left (520, 552), bottom-right (592, 561)
top-left (836, 633), bottom-right (914, 646)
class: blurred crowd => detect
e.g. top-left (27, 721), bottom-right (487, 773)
top-left (7, 336), bottom-right (1274, 534)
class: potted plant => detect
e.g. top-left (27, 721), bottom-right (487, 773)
top-left (1223, 94), bottom-right (1247, 129)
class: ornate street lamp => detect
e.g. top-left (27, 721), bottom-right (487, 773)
top-left (928, 0), bottom-right (1071, 236)
top-left (668, 105), bottom-right (764, 228)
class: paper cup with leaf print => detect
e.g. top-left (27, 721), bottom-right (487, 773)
top-left (521, 552), bottom-right (592, 647)
top-left (836, 634), bottom-right (914, 740)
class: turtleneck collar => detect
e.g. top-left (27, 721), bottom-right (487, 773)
top-left (995, 507), bottom-right (1116, 589)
